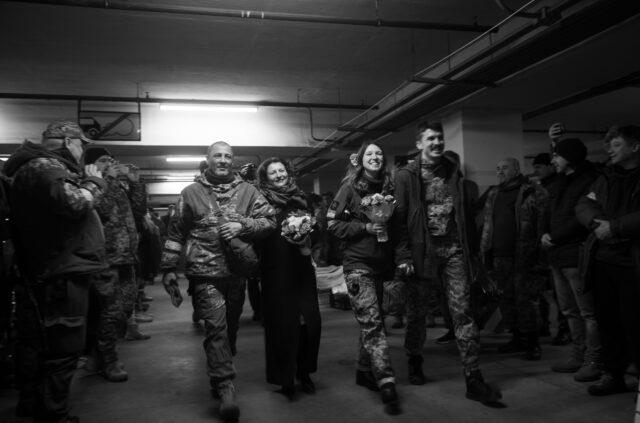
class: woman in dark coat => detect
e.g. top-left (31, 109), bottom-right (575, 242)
top-left (256, 157), bottom-right (322, 397)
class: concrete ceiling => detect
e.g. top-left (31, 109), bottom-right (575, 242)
top-left (1, 0), bottom-right (639, 185)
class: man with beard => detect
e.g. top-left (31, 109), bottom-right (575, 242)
top-left (160, 141), bottom-right (275, 422)
top-left (4, 121), bottom-right (107, 423)
top-left (394, 122), bottom-right (502, 405)
top-left (479, 158), bottom-right (548, 361)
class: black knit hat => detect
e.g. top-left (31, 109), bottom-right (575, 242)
top-left (532, 153), bottom-right (551, 166)
top-left (84, 147), bottom-right (113, 165)
top-left (553, 138), bottom-right (587, 165)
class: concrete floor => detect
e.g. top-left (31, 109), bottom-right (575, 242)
top-left (1, 277), bottom-right (637, 423)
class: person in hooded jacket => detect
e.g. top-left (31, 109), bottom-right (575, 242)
top-left (255, 157), bottom-right (321, 398)
top-left (160, 141), bottom-right (275, 422)
top-left (4, 121), bottom-right (107, 423)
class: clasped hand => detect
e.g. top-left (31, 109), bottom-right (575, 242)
top-left (162, 272), bottom-right (183, 307)
top-left (219, 221), bottom-right (242, 241)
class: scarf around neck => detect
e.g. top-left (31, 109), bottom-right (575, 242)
top-left (260, 181), bottom-right (308, 211)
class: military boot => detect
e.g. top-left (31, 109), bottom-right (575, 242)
top-left (380, 382), bottom-right (401, 415)
top-left (465, 369), bottom-right (502, 404)
top-left (124, 317), bottom-right (150, 341)
top-left (408, 355), bottom-right (426, 385)
top-left (101, 361), bottom-right (128, 382)
top-left (217, 379), bottom-right (240, 423)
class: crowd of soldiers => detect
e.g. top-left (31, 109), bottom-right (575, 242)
top-left (0, 119), bottom-right (639, 423)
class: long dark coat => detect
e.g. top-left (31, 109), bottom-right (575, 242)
top-left (259, 204), bottom-right (322, 387)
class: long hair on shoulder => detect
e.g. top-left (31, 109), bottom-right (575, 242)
top-left (342, 141), bottom-right (394, 193)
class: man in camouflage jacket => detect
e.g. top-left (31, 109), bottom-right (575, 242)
top-left (161, 141), bottom-right (275, 423)
top-left (84, 146), bottom-right (149, 383)
top-left (479, 157), bottom-right (549, 360)
top-left (4, 121), bottom-right (107, 423)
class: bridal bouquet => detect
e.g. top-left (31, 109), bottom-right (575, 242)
top-left (281, 211), bottom-right (316, 255)
top-left (360, 193), bottom-right (396, 242)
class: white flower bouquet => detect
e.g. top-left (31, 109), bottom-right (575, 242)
top-left (281, 211), bottom-right (316, 255)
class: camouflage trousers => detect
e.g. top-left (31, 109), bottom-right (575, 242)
top-left (491, 257), bottom-right (542, 334)
top-left (344, 269), bottom-right (395, 387)
top-left (114, 264), bottom-right (138, 319)
top-left (405, 238), bottom-right (480, 373)
top-left (86, 268), bottom-right (122, 365)
top-left (189, 275), bottom-right (246, 383)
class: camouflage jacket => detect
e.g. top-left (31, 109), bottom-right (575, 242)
top-left (3, 141), bottom-right (108, 279)
top-left (161, 173), bottom-right (276, 279)
top-left (95, 175), bottom-right (146, 266)
top-left (479, 175), bottom-right (549, 273)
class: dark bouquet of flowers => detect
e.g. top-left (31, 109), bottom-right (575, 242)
top-left (360, 193), bottom-right (396, 242)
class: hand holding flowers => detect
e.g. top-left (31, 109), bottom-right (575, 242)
top-left (360, 193), bottom-right (395, 242)
top-left (281, 211), bottom-right (317, 255)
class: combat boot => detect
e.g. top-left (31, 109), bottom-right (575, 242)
top-left (407, 355), bottom-right (426, 385)
top-left (217, 379), bottom-right (240, 423)
top-left (380, 382), bottom-right (401, 415)
top-left (101, 361), bottom-right (128, 382)
top-left (124, 318), bottom-right (150, 341)
top-left (355, 370), bottom-right (379, 391)
top-left (465, 369), bottom-right (502, 404)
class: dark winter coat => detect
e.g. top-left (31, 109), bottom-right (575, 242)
top-left (258, 198), bottom-right (321, 387)
top-left (576, 165), bottom-right (640, 292)
top-left (479, 174), bottom-right (549, 274)
top-left (394, 154), bottom-right (478, 279)
top-left (546, 162), bottom-right (598, 268)
top-left (4, 141), bottom-right (107, 280)
top-left (327, 180), bottom-right (396, 277)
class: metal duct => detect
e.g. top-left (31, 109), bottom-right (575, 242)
top-left (2, 0), bottom-right (494, 33)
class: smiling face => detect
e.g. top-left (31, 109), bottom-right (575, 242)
top-left (207, 143), bottom-right (234, 177)
top-left (266, 161), bottom-right (289, 188)
top-left (416, 128), bottom-right (445, 162)
top-left (361, 144), bottom-right (384, 177)
top-left (607, 136), bottom-right (640, 169)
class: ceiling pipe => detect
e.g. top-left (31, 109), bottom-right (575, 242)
top-left (2, 0), bottom-right (495, 33)
top-left (293, 0), bottom-right (633, 174)
top-left (0, 92), bottom-right (376, 111)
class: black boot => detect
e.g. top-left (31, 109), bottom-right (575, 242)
top-left (465, 369), bottom-right (502, 404)
top-left (355, 370), bottom-right (379, 391)
top-left (524, 332), bottom-right (541, 361)
top-left (408, 355), bottom-right (426, 385)
top-left (497, 330), bottom-right (527, 353)
top-left (380, 382), bottom-right (401, 415)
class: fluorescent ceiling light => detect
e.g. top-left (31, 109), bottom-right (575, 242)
top-left (166, 156), bottom-right (206, 162)
top-left (160, 104), bottom-right (258, 113)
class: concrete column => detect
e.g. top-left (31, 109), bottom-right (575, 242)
top-left (442, 109), bottom-right (524, 192)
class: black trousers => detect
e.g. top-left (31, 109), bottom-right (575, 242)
top-left (593, 261), bottom-right (640, 376)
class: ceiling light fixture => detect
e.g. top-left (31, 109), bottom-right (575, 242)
top-left (166, 156), bottom-right (206, 162)
top-left (160, 104), bottom-right (258, 113)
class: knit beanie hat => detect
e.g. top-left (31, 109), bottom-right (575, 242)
top-left (553, 138), bottom-right (587, 165)
top-left (532, 153), bottom-right (551, 166)
top-left (84, 147), bottom-right (113, 165)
